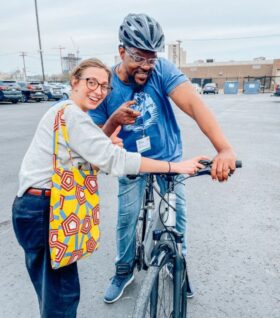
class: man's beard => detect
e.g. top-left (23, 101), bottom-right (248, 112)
top-left (127, 70), bottom-right (152, 92)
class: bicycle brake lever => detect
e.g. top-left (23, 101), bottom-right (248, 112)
top-left (198, 159), bottom-right (212, 167)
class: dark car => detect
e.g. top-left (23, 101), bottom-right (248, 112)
top-left (17, 81), bottom-right (45, 102)
top-left (0, 80), bottom-right (23, 103)
top-left (42, 84), bottom-right (63, 101)
top-left (203, 83), bottom-right (219, 94)
top-left (274, 84), bottom-right (280, 96)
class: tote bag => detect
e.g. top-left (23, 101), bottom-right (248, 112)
top-left (49, 105), bottom-right (100, 269)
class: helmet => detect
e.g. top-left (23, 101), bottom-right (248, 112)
top-left (119, 13), bottom-right (165, 52)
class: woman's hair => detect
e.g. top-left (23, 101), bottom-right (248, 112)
top-left (70, 58), bottom-right (111, 86)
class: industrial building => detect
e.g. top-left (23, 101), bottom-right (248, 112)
top-left (181, 58), bottom-right (280, 93)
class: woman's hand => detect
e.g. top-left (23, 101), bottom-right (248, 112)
top-left (110, 125), bottom-right (124, 148)
top-left (171, 156), bottom-right (211, 174)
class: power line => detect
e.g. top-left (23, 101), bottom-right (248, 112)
top-left (180, 33), bottom-right (280, 42)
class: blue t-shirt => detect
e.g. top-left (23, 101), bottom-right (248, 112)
top-left (89, 58), bottom-right (188, 162)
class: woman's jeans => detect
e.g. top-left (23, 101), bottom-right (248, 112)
top-left (115, 174), bottom-right (187, 275)
top-left (12, 193), bottom-right (80, 318)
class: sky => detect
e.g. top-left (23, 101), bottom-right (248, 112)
top-left (1, 0), bottom-right (280, 76)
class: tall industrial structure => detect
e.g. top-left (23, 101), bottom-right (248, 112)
top-left (62, 54), bottom-right (81, 73)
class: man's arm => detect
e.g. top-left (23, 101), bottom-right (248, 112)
top-left (170, 81), bottom-right (237, 181)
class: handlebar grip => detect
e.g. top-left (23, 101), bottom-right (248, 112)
top-left (235, 160), bottom-right (242, 168)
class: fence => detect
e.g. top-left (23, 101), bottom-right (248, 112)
top-left (191, 76), bottom-right (280, 93)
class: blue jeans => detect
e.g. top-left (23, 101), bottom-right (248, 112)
top-left (115, 174), bottom-right (187, 274)
top-left (12, 193), bottom-right (80, 318)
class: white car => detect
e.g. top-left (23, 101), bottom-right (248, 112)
top-left (50, 83), bottom-right (72, 99)
top-left (192, 83), bottom-right (202, 94)
top-left (60, 84), bottom-right (72, 99)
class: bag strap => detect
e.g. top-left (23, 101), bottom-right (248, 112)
top-left (53, 103), bottom-right (74, 169)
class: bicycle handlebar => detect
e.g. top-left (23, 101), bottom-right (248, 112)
top-left (127, 160), bottom-right (242, 179)
top-left (196, 160), bottom-right (242, 176)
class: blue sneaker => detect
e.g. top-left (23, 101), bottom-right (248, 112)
top-left (104, 273), bottom-right (134, 303)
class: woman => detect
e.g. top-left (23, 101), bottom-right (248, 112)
top-left (12, 58), bottom-right (207, 317)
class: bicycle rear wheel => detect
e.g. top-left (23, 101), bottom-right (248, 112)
top-left (133, 252), bottom-right (186, 318)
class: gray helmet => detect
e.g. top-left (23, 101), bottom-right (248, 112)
top-left (119, 13), bottom-right (165, 52)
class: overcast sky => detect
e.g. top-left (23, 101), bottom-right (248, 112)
top-left (1, 0), bottom-right (280, 75)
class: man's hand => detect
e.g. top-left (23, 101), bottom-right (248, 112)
top-left (110, 125), bottom-right (123, 148)
top-left (211, 148), bottom-right (237, 182)
top-left (102, 100), bottom-right (140, 137)
top-left (110, 100), bottom-right (140, 125)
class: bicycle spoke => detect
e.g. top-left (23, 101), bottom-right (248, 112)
top-left (142, 263), bottom-right (174, 318)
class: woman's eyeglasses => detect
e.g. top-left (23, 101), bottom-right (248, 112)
top-left (79, 77), bottom-right (113, 94)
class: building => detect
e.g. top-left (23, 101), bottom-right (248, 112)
top-left (181, 58), bottom-right (280, 92)
top-left (62, 54), bottom-right (81, 74)
top-left (167, 43), bottom-right (187, 67)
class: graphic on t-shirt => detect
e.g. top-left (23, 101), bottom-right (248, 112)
top-left (123, 92), bottom-right (158, 132)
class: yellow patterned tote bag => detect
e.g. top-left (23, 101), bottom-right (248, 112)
top-left (49, 105), bottom-right (100, 269)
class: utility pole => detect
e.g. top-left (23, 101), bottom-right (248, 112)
top-left (53, 46), bottom-right (65, 73)
top-left (176, 40), bottom-right (182, 69)
top-left (19, 52), bottom-right (27, 81)
top-left (34, 0), bottom-right (45, 82)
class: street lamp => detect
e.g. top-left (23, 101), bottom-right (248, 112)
top-left (34, 0), bottom-right (45, 82)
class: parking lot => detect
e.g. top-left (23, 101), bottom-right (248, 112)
top-left (0, 94), bottom-right (279, 318)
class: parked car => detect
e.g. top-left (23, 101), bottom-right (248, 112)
top-left (274, 84), bottom-right (280, 96)
top-left (192, 83), bottom-right (202, 94)
top-left (0, 80), bottom-right (22, 104)
top-left (17, 81), bottom-right (45, 102)
top-left (58, 84), bottom-right (72, 99)
top-left (42, 83), bottom-right (63, 101)
top-left (203, 83), bottom-right (219, 94)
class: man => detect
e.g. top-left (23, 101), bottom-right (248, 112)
top-left (89, 13), bottom-right (236, 304)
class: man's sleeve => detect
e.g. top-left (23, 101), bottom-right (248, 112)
top-left (88, 99), bottom-right (109, 125)
top-left (160, 59), bottom-right (189, 95)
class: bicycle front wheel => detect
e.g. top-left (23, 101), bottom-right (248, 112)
top-left (133, 253), bottom-right (185, 318)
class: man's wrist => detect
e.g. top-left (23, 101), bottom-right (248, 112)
top-left (102, 118), bottom-right (119, 137)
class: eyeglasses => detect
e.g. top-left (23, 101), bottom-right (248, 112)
top-left (79, 77), bottom-right (112, 94)
top-left (125, 47), bottom-right (158, 66)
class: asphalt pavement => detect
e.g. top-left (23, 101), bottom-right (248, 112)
top-left (0, 94), bottom-right (279, 318)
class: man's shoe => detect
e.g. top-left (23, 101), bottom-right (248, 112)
top-left (104, 273), bottom-right (134, 304)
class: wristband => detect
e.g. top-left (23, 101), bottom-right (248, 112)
top-left (168, 162), bottom-right (171, 173)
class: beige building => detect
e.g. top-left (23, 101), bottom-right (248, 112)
top-left (168, 43), bottom-right (187, 67)
top-left (180, 58), bottom-right (280, 92)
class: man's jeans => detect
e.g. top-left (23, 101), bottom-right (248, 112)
top-left (12, 193), bottom-right (80, 318)
top-left (116, 174), bottom-right (187, 273)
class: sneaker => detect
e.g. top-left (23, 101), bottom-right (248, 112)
top-left (103, 273), bottom-right (134, 304)
top-left (165, 263), bottom-right (194, 299)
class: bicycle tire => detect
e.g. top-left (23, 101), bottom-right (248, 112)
top-left (133, 251), bottom-right (186, 318)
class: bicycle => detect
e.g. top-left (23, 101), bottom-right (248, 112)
top-left (132, 159), bottom-right (242, 318)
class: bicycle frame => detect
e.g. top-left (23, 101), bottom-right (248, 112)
top-left (137, 174), bottom-right (183, 268)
